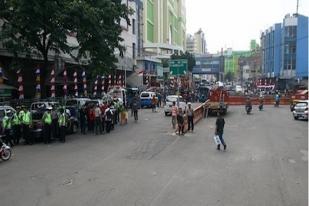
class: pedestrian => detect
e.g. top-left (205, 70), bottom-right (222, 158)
top-left (186, 103), bottom-right (194, 132)
top-left (94, 104), bottom-right (102, 135)
top-left (21, 106), bottom-right (32, 145)
top-left (2, 111), bottom-right (14, 147)
top-left (58, 108), bottom-right (66, 143)
top-left (105, 106), bottom-right (113, 133)
top-left (42, 107), bottom-right (52, 144)
top-left (215, 112), bottom-right (227, 150)
top-left (51, 106), bottom-right (59, 140)
top-left (100, 102), bottom-right (107, 133)
top-left (132, 95), bottom-right (139, 121)
top-left (176, 108), bottom-right (184, 135)
top-left (151, 95), bottom-right (156, 112)
top-left (79, 105), bottom-right (87, 134)
top-left (12, 107), bottom-right (21, 145)
top-left (171, 101), bottom-right (178, 129)
top-left (88, 105), bottom-right (95, 131)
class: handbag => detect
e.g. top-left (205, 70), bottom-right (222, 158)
top-left (213, 135), bottom-right (221, 145)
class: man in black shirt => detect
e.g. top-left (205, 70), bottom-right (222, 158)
top-left (215, 112), bottom-right (227, 150)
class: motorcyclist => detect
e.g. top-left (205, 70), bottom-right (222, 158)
top-left (274, 92), bottom-right (280, 107)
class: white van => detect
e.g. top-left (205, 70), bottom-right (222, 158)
top-left (140, 91), bottom-right (156, 108)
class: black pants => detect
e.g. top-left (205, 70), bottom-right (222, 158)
top-left (94, 117), bottom-right (102, 134)
top-left (178, 124), bottom-right (184, 135)
top-left (106, 121), bottom-right (111, 133)
top-left (43, 124), bottom-right (51, 144)
top-left (101, 118), bottom-right (105, 132)
top-left (13, 125), bottom-right (21, 144)
top-left (59, 126), bottom-right (66, 142)
top-left (4, 129), bottom-right (14, 147)
top-left (51, 119), bottom-right (58, 139)
top-left (188, 116), bottom-right (194, 131)
top-left (133, 110), bottom-right (138, 121)
top-left (22, 124), bottom-right (32, 144)
top-left (80, 120), bottom-right (86, 134)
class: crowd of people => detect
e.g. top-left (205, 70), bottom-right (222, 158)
top-left (170, 101), bottom-right (195, 135)
top-left (0, 98), bottom-right (127, 147)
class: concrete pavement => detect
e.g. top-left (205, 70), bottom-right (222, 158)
top-left (0, 106), bottom-right (307, 206)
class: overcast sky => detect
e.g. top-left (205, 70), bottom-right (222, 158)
top-left (186, 0), bottom-right (309, 53)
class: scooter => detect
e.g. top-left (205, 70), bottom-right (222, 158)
top-left (0, 140), bottom-right (12, 161)
top-left (245, 105), bottom-right (252, 114)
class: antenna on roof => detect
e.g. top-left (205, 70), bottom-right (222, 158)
top-left (296, 0), bottom-right (299, 14)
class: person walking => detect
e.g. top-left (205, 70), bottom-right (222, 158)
top-left (132, 95), bottom-right (139, 121)
top-left (42, 107), bottom-right (52, 144)
top-left (171, 101), bottom-right (178, 129)
top-left (79, 105), bottom-right (87, 135)
top-left (215, 112), bottom-right (227, 150)
top-left (12, 107), bottom-right (21, 145)
top-left (186, 103), bottom-right (194, 132)
top-left (2, 111), bottom-right (14, 147)
top-left (176, 108), bottom-right (184, 135)
top-left (21, 106), bottom-right (32, 145)
top-left (88, 106), bottom-right (95, 131)
top-left (58, 108), bottom-right (67, 143)
top-left (94, 104), bottom-right (102, 135)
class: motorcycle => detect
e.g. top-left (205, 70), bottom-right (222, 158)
top-left (245, 105), bottom-right (252, 114)
top-left (274, 100), bottom-right (280, 107)
top-left (0, 140), bottom-right (12, 161)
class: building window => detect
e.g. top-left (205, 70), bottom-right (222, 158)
top-left (132, 19), bottom-right (135, 35)
top-left (132, 43), bottom-right (136, 59)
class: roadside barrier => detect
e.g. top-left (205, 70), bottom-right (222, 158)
top-left (177, 100), bottom-right (209, 134)
top-left (228, 96), bottom-right (291, 105)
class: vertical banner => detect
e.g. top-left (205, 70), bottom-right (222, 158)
top-left (17, 69), bottom-right (24, 99)
top-left (74, 71), bottom-right (78, 97)
top-left (35, 67), bottom-right (41, 99)
top-left (63, 67), bottom-right (67, 97)
top-left (101, 76), bottom-right (105, 95)
top-left (50, 68), bottom-right (56, 98)
top-left (93, 75), bottom-right (98, 97)
top-left (82, 70), bottom-right (87, 97)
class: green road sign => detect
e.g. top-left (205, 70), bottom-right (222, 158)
top-left (169, 59), bottom-right (188, 76)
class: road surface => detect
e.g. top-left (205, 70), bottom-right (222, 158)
top-left (0, 106), bottom-right (307, 206)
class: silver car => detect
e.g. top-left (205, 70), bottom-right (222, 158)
top-left (292, 100), bottom-right (308, 120)
top-left (164, 95), bottom-right (187, 116)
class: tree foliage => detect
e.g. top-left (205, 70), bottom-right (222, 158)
top-left (171, 51), bottom-right (196, 72)
top-left (0, 0), bottom-right (131, 74)
top-left (225, 71), bottom-right (235, 82)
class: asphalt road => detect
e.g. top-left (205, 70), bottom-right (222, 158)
top-left (0, 105), bottom-right (307, 206)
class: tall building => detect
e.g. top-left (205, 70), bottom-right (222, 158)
top-left (261, 13), bottom-right (308, 88)
top-left (117, 0), bottom-right (143, 73)
top-left (186, 29), bottom-right (207, 55)
top-left (143, 0), bottom-right (186, 58)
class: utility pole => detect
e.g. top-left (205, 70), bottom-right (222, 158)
top-left (296, 0), bottom-right (299, 14)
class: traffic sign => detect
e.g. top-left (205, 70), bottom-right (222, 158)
top-left (169, 59), bottom-right (188, 76)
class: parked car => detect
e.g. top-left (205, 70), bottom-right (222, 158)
top-left (140, 91), bottom-right (157, 108)
top-left (164, 95), bottom-right (187, 116)
top-left (0, 106), bottom-right (16, 134)
top-left (292, 100), bottom-right (308, 120)
top-left (30, 102), bottom-right (60, 113)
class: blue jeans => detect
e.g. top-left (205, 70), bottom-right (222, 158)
top-left (218, 133), bottom-right (226, 146)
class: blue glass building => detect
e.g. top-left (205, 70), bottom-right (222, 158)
top-left (261, 14), bottom-right (308, 89)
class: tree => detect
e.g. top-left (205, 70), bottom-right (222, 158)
top-left (0, 0), bottom-right (131, 94)
top-left (225, 71), bottom-right (235, 82)
top-left (171, 51), bottom-right (196, 72)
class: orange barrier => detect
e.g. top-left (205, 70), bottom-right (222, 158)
top-left (177, 100), bottom-right (209, 134)
top-left (228, 96), bottom-right (291, 105)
